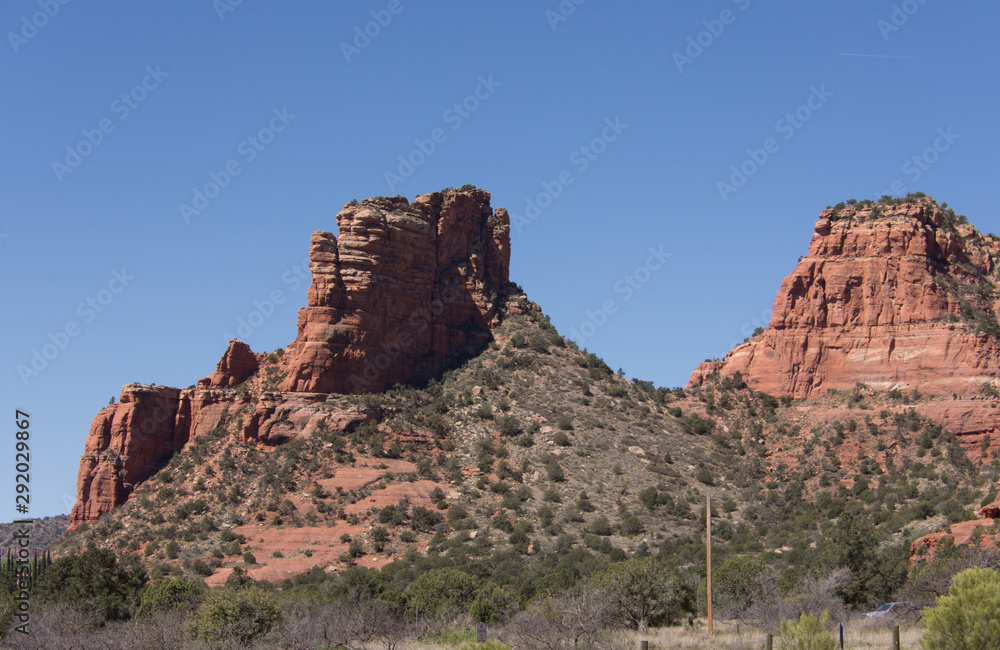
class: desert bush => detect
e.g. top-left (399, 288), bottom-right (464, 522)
top-left (31, 545), bottom-right (147, 623)
top-left (500, 584), bottom-right (619, 650)
top-left (408, 568), bottom-right (477, 621)
top-left (470, 581), bottom-right (521, 624)
top-left (496, 414), bottom-right (521, 437)
top-left (921, 567), bottom-right (1000, 650)
top-left (712, 555), bottom-right (782, 631)
top-left (779, 609), bottom-right (835, 650)
top-left (186, 584), bottom-right (282, 647)
top-left (136, 576), bottom-right (206, 618)
top-left (595, 557), bottom-right (689, 629)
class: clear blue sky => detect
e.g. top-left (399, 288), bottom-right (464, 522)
top-left (3, 0), bottom-right (999, 520)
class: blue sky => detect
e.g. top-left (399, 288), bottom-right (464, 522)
top-left (2, 0), bottom-right (999, 520)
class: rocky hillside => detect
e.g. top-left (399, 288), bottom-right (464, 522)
top-left (691, 196), bottom-right (1000, 399)
top-left (59, 191), bottom-right (1000, 586)
top-left (690, 194), bottom-right (1000, 560)
top-left (0, 515), bottom-right (69, 555)
top-left (70, 188), bottom-right (510, 528)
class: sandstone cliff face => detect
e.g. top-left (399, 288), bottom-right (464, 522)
top-left (70, 188), bottom-right (508, 528)
top-left (690, 200), bottom-right (1000, 399)
top-left (198, 340), bottom-right (262, 388)
top-left (279, 189), bottom-right (510, 394)
top-left (70, 385), bottom-right (182, 525)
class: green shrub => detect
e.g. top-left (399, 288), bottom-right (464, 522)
top-left (922, 568), bottom-right (1000, 649)
top-left (606, 385), bottom-right (628, 398)
top-left (779, 610), bottom-right (835, 650)
top-left (136, 577), bottom-right (206, 618)
top-left (683, 415), bottom-right (715, 435)
top-left (408, 568), bottom-right (477, 619)
top-left (545, 458), bottom-right (565, 482)
top-left (191, 560), bottom-right (214, 577)
top-left (496, 414), bottom-right (521, 437)
top-left (186, 585), bottom-right (281, 646)
top-left (32, 546), bottom-right (147, 622)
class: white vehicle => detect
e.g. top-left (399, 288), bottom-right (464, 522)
top-left (863, 602), bottom-right (916, 619)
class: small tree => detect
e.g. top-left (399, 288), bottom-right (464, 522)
top-left (713, 555), bottom-right (782, 631)
top-left (502, 584), bottom-right (616, 649)
top-left (921, 568), bottom-right (1000, 650)
top-left (595, 556), bottom-right (688, 630)
top-left (31, 545), bottom-right (147, 623)
top-left (136, 577), bottom-right (206, 618)
top-left (407, 568), bottom-right (477, 621)
top-left (186, 585), bottom-right (282, 647)
top-left (779, 610), bottom-right (835, 650)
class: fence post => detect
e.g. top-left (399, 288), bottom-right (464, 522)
top-left (839, 623), bottom-right (844, 649)
top-left (893, 625), bottom-right (900, 650)
top-left (764, 633), bottom-right (772, 650)
top-left (640, 642), bottom-right (648, 650)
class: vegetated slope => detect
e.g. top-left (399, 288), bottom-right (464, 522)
top-left (0, 515), bottom-right (69, 555)
top-left (53, 192), bottom-right (1000, 612)
top-left (54, 288), bottom-right (997, 599)
top-left (55, 293), bottom-right (726, 582)
top-left (70, 187), bottom-right (511, 528)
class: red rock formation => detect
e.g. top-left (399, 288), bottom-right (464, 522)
top-left (199, 340), bottom-right (262, 388)
top-left (978, 499), bottom-right (1000, 519)
top-left (70, 384), bottom-right (183, 525)
top-left (70, 188), bottom-right (509, 528)
top-left (280, 189), bottom-right (510, 394)
top-left (911, 519), bottom-right (1000, 564)
top-left (690, 199), bottom-right (1000, 399)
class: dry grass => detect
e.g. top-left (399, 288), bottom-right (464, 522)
top-left (621, 619), bottom-right (924, 650)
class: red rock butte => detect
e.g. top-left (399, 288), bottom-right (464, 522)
top-left (690, 198), bottom-right (1000, 399)
top-left (280, 189), bottom-right (510, 394)
top-left (70, 188), bottom-right (510, 528)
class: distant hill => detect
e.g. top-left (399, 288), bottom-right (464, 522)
top-left (0, 514), bottom-right (69, 555)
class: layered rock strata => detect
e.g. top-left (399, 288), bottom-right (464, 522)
top-left (71, 188), bottom-right (508, 528)
top-left (280, 189), bottom-right (510, 393)
top-left (690, 200), bottom-right (1000, 399)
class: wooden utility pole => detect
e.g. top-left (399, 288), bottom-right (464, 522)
top-left (707, 495), bottom-right (713, 635)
